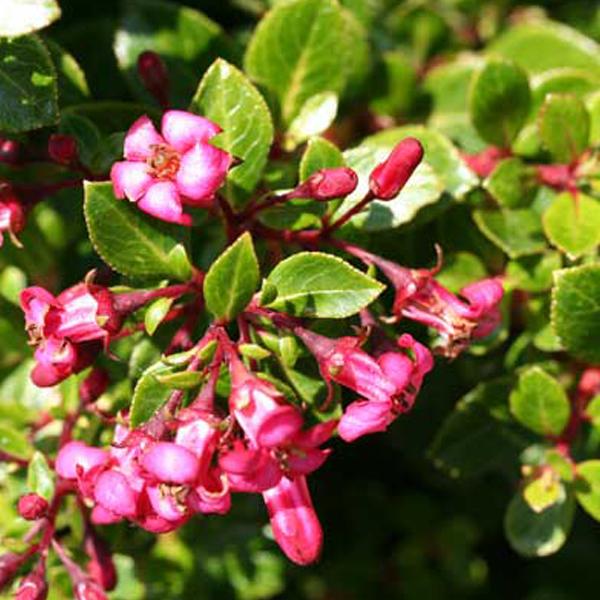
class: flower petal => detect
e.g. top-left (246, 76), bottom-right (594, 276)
top-left (338, 399), bottom-right (395, 442)
top-left (124, 115), bottom-right (164, 160)
top-left (137, 181), bottom-right (192, 225)
top-left (110, 161), bottom-right (153, 201)
top-left (161, 110), bottom-right (222, 153)
top-left (176, 142), bottom-right (231, 204)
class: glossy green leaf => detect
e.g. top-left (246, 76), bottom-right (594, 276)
top-left (114, 0), bottom-right (225, 106)
top-left (551, 264), bottom-right (600, 363)
top-left (203, 233), bottom-right (260, 322)
top-left (27, 451), bottom-right (55, 501)
top-left (0, 424), bottom-right (33, 460)
top-left (130, 362), bottom-right (175, 427)
top-left (84, 182), bottom-right (193, 282)
top-left (505, 483), bottom-right (575, 557)
top-left (530, 68), bottom-right (599, 116)
top-left (538, 94), bottom-right (590, 163)
top-left (299, 136), bottom-right (344, 180)
top-left (155, 370), bottom-right (204, 390)
top-left (484, 158), bottom-right (537, 208)
top-left (265, 252), bottom-right (384, 318)
top-left (144, 297), bottom-right (174, 336)
top-left (575, 460), bottom-right (600, 522)
top-left (509, 367), bottom-right (570, 436)
top-left (543, 193), bottom-right (600, 258)
top-left (469, 58), bottom-right (531, 147)
top-left (284, 92), bottom-right (338, 150)
top-left (0, 0), bottom-right (61, 37)
top-left (244, 0), bottom-right (351, 124)
top-left (473, 208), bottom-right (547, 258)
top-left (0, 35), bottom-right (58, 133)
top-left (44, 38), bottom-right (90, 106)
top-left (190, 59), bottom-right (274, 205)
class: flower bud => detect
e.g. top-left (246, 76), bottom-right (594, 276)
top-left (369, 137), bottom-right (423, 200)
top-left (137, 51), bottom-right (169, 107)
top-left (0, 138), bottom-right (20, 164)
top-left (0, 552), bottom-right (29, 589)
top-left (48, 134), bottom-right (78, 165)
top-left (17, 493), bottom-right (49, 521)
top-left (141, 442), bottom-right (199, 484)
top-left (15, 561), bottom-right (47, 600)
top-left (289, 167), bottom-right (358, 201)
top-left (79, 368), bottom-right (110, 405)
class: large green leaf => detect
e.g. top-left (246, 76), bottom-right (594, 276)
top-left (543, 193), bottom-right (600, 258)
top-left (284, 92), bottom-right (338, 150)
top-left (244, 0), bottom-right (352, 124)
top-left (551, 265), bottom-right (600, 363)
top-left (509, 367), bottom-right (570, 436)
top-left (0, 35), bottom-right (58, 133)
top-left (203, 233), bottom-right (260, 322)
top-left (469, 58), bottom-right (531, 147)
top-left (0, 0), bottom-right (61, 37)
top-left (114, 0), bottom-right (225, 106)
top-left (484, 158), bottom-right (537, 209)
top-left (265, 252), bottom-right (384, 318)
top-left (84, 182), bottom-right (192, 281)
top-left (190, 59), bottom-right (274, 206)
top-left (575, 460), bottom-right (600, 522)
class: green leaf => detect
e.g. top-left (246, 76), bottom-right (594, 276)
top-left (203, 233), bottom-right (260, 322)
top-left (238, 343), bottom-right (271, 361)
top-left (44, 38), bottom-right (90, 106)
top-left (190, 59), bottom-right (274, 206)
top-left (0, 35), bottom-right (58, 133)
top-left (144, 297), bottom-right (174, 336)
top-left (505, 483), bottom-right (575, 557)
top-left (523, 473), bottom-right (561, 513)
top-left (130, 362), bottom-right (174, 427)
top-left (27, 452), bottom-right (55, 501)
top-left (155, 371), bottom-right (204, 390)
top-left (84, 182), bottom-right (193, 282)
top-left (114, 0), bottom-right (225, 106)
top-left (0, 0), bottom-right (61, 37)
top-left (543, 193), bottom-right (600, 258)
top-left (530, 68), bottom-right (599, 116)
top-left (0, 424), bottom-right (33, 460)
top-left (489, 20), bottom-right (600, 76)
top-left (299, 136), bottom-right (344, 180)
top-left (506, 252), bottom-right (562, 293)
top-left (484, 158), bottom-right (537, 209)
top-left (473, 209), bottom-right (547, 258)
top-left (538, 94), bottom-right (590, 163)
top-left (429, 378), bottom-right (530, 478)
top-left (284, 92), bottom-right (338, 150)
top-left (369, 51), bottom-right (417, 118)
top-left (585, 395), bottom-right (600, 428)
top-left (469, 58), bottom-right (531, 147)
top-left (265, 252), bottom-right (384, 318)
top-left (551, 264), bottom-right (600, 363)
top-left (244, 0), bottom-right (351, 124)
top-left (509, 367), bottom-right (570, 436)
top-left (436, 252), bottom-right (487, 294)
top-left (575, 460), bottom-right (600, 522)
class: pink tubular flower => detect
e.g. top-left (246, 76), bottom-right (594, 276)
top-left (55, 442), bottom-right (110, 480)
top-left (369, 137), bottom-right (424, 200)
top-left (110, 111), bottom-right (232, 225)
top-left (141, 442), bottom-right (199, 484)
top-left (263, 476), bottom-right (323, 566)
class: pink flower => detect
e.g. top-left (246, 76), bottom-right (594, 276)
top-left (55, 442), bottom-right (110, 480)
top-left (219, 443), bottom-right (282, 493)
top-left (262, 476), bottom-right (323, 565)
top-left (0, 186), bottom-right (25, 247)
top-left (141, 441), bottom-right (199, 485)
top-left (93, 470), bottom-right (138, 519)
top-left (110, 111), bottom-right (232, 225)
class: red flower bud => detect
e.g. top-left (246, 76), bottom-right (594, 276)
top-left (137, 51), bottom-right (169, 107)
top-left (0, 552), bottom-right (29, 589)
top-left (369, 137), bottom-right (423, 200)
top-left (0, 138), bottom-right (20, 164)
top-left (289, 167), bottom-right (358, 201)
top-left (15, 561), bottom-right (47, 600)
top-left (48, 134), bottom-right (78, 165)
top-left (17, 494), bottom-right (49, 521)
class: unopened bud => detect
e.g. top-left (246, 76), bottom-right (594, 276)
top-left (0, 552), bottom-right (28, 589)
top-left (369, 137), bottom-right (423, 200)
top-left (137, 51), bottom-right (169, 107)
top-left (0, 138), bottom-right (20, 164)
top-left (17, 494), bottom-right (49, 521)
top-left (15, 561), bottom-right (47, 600)
top-left (79, 368), bottom-right (110, 405)
top-left (289, 167), bottom-right (358, 201)
top-left (48, 134), bottom-right (78, 165)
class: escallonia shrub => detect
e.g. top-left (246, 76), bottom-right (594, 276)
top-left (0, 0), bottom-right (599, 598)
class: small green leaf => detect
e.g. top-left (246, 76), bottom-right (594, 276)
top-left (84, 182), bottom-right (193, 281)
top-left (436, 252), bottom-right (487, 294)
top-left (523, 473), bottom-right (561, 513)
top-left (0, 424), bottom-right (33, 460)
top-left (190, 59), bottom-right (274, 206)
top-left (473, 208), bottom-right (547, 258)
top-left (509, 367), bottom-right (570, 436)
top-left (0, 35), bottom-right (59, 133)
top-left (551, 264), bottom-right (600, 363)
top-left (469, 58), bottom-right (531, 147)
top-left (244, 0), bottom-right (352, 124)
top-left (130, 362), bottom-right (174, 427)
top-left (284, 92), bottom-right (338, 150)
top-left (484, 157), bottom-right (537, 208)
top-left (27, 452), bottom-right (55, 501)
top-left (506, 252), bottom-right (563, 293)
top-left (538, 94), bottom-right (590, 163)
top-left (144, 297), bottom-right (174, 336)
top-left (155, 371), bottom-right (204, 390)
top-left (44, 38), bottom-right (90, 106)
top-left (575, 460), bottom-right (600, 522)
top-left (238, 343), bottom-right (272, 360)
top-left (543, 193), bottom-right (600, 258)
top-left (299, 136), bottom-right (344, 180)
top-left (585, 395), bottom-right (600, 428)
top-left (505, 482), bottom-right (574, 557)
top-left (0, 0), bottom-right (61, 37)
top-left (265, 252), bottom-right (384, 318)
top-left (203, 233), bottom-right (260, 322)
